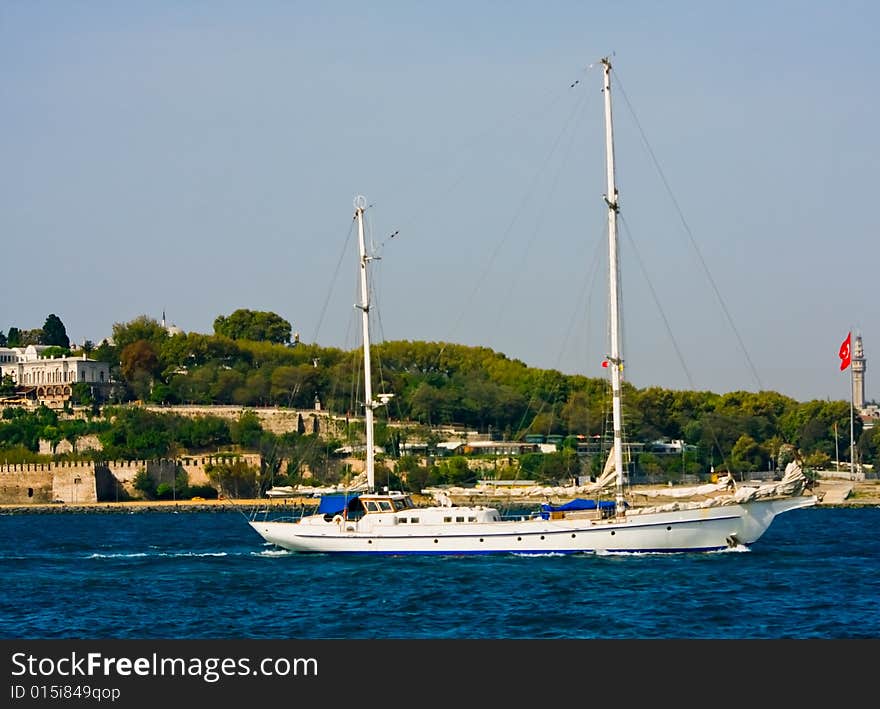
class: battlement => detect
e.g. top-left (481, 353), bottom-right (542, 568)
top-left (0, 454), bottom-right (261, 476)
top-left (0, 453), bottom-right (262, 506)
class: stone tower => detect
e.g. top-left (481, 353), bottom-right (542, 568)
top-left (852, 333), bottom-right (866, 410)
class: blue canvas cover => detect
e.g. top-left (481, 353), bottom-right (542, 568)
top-left (539, 498), bottom-right (617, 519)
top-left (316, 493), bottom-right (360, 515)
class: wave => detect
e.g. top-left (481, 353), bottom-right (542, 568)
top-left (252, 548), bottom-right (295, 558)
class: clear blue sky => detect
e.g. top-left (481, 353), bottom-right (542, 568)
top-left (2, 1), bottom-right (877, 404)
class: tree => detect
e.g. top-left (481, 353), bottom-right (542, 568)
top-left (5, 328), bottom-right (21, 346)
top-left (0, 374), bottom-right (16, 395)
top-left (434, 456), bottom-right (477, 486)
top-left (230, 410), bottom-right (263, 448)
top-left (120, 340), bottom-right (161, 400)
top-left (205, 458), bottom-right (259, 498)
top-left (18, 329), bottom-right (43, 346)
top-left (92, 339), bottom-right (117, 365)
top-left (41, 314), bottom-right (70, 348)
top-left (730, 434), bottom-right (768, 475)
top-left (156, 468), bottom-right (188, 500)
top-left (0, 331), bottom-right (6, 346)
top-left (132, 468), bottom-right (157, 499)
top-left (112, 316), bottom-right (168, 352)
top-left (213, 309), bottom-right (292, 344)
top-left (395, 455), bottom-right (427, 491)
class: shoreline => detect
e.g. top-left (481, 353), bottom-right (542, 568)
top-left (0, 497), bottom-right (315, 515)
top-left (1, 480), bottom-right (877, 514)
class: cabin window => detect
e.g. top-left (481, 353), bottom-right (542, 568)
top-left (364, 501), bottom-right (380, 512)
top-left (443, 516), bottom-right (452, 523)
top-left (398, 517), bottom-right (408, 523)
top-left (455, 516), bottom-right (464, 522)
top-left (468, 516), bottom-right (476, 522)
top-left (409, 517), bottom-right (419, 524)
top-left (378, 501), bottom-right (394, 512)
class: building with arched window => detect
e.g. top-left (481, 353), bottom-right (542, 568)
top-left (0, 345), bottom-right (110, 407)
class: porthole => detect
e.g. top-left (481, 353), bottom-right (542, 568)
top-left (611, 531), bottom-right (615, 536)
top-left (434, 539), bottom-right (439, 544)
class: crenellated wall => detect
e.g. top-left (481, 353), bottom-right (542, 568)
top-left (0, 453), bottom-right (262, 505)
top-left (53, 466), bottom-right (98, 504)
top-left (0, 467), bottom-right (57, 504)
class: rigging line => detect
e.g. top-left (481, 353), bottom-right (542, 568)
top-left (618, 213), bottom-right (695, 388)
top-left (472, 77), bottom-right (603, 441)
top-left (346, 274), bottom-right (363, 422)
top-left (492, 86), bottom-right (591, 329)
top-left (426, 73), bottom-right (597, 373)
top-left (311, 217), bottom-right (357, 346)
top-left (445, 93), bottom-right (596, 351)
top-left (385, 80), bottom-right (577, 247)
top-left (368, 257), bottom-right (394, 405)
top-left (619, 212), bottom-right (735, 476)
top-left (566, 213), bottom-right (606, 372)
top-left (612, 70), bottom-right (764, 391)
top-left (511, 212), bottom-right (606, 442)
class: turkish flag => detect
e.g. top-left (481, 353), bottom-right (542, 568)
top-left (839, 332), bottom-right (852, 371)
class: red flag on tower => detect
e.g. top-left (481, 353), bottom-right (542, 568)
top-left (838, 332), bottom-right (852, 371)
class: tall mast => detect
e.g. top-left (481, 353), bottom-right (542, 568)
top-left (601, 57), bottom-right (626, 515)
top-left (354, 195), bottom-right (376, 492)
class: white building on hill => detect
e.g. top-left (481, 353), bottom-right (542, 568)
top-left (0, 345), bottom-right (109, 407)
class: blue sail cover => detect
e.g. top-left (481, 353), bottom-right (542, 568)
top-left (539, 498), bottom-right (616, 519)
top-left (316, 494), bottom-right (360, 515)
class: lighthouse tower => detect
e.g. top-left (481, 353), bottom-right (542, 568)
top-left (852, 333), bottom-right (866, 410)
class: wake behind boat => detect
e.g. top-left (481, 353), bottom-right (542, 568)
top-left (248, 58), bottom-right (817, 555)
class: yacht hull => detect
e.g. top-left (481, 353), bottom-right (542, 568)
top-left (249, 495), bottom-right (817, 555)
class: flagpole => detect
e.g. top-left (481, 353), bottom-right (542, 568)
top-left (839, 330), bottom-right (855, 480)
top-left (850, 354), bottom-right (855, 480)
top-left (834, 422), bottom-right (839, 474)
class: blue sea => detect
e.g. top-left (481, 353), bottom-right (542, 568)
top-left (1, 506), bottom-right (878, 640)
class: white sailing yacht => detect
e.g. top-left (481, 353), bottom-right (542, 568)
top-left (248, 58), bottom-right (817, 555)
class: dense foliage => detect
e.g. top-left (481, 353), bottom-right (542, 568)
top-left (41, 314), bottom-right (70, 348)
top-left (3, 314), bottom-right (878, 485)
top-left (213, 309), bottom-right (292, 344)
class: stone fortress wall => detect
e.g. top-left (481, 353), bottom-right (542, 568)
top-left (0, 454), bottom-right (261, 505)
top-left (0, 405), bottom-right (357, 505)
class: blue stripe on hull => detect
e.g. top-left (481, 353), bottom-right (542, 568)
top-left (279, 545), bottom-right (729, 556)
